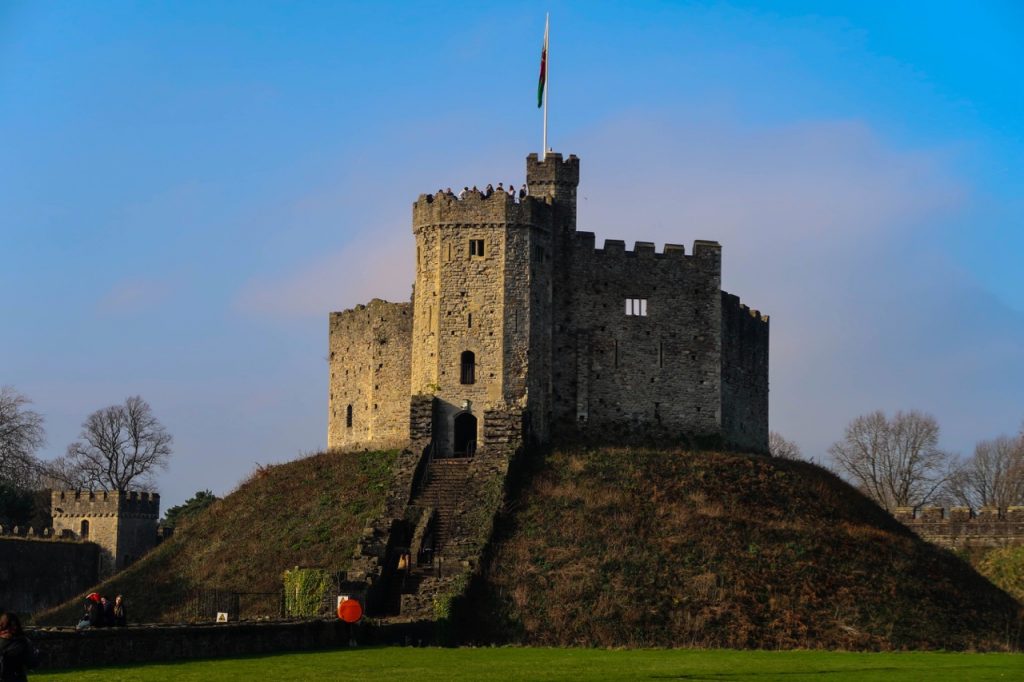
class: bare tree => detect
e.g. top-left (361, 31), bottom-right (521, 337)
top-left (829, 410), bottom-right (953, 511)
top-left (36, 454), bottom-right (91, 490)
top-left (946, 434), bottom-right (1024, 508)
top-left (0, 386), bottom-right (45, 488)
top-left (64, 396), bottom-right (172, 491)
top-left (769, 431), bottom-right (803, 460)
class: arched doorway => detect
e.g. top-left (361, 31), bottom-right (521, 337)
top-left (453, 412), bottom-right (477, 457)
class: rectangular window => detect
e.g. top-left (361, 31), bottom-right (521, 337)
top-left (534, 245), bottom-right (545, 262)
top-left (469, 239), bottom-right (485, 257)
top-left (625, 298), bottom-right (648, 316)
top-left (614, 339), bottom-right (619, 368)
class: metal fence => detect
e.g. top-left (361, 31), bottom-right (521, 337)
top-left (180, 589), bottom-right (284, 622)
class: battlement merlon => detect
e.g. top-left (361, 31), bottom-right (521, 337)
top-left (412, 191), bottom-right (552, 232)
top-left (51, 489), bottom-right (160, 517)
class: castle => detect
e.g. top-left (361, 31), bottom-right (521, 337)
top-left (50, 490), bottom-right (160, 574)
top-left (328, 152), bottom-right (769, 457)
top-left (0, 490), bottom-right (161, 615)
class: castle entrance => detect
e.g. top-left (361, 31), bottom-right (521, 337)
top-left (453, 412), bottom-right (477, 458)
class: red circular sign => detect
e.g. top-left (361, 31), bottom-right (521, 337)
top-left (337, 598), bottom-right (363, 623)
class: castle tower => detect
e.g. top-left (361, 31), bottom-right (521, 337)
top-left (409, 156), bottom-right (567, 456)
top-left (50, 490), bottom-right (160, 576)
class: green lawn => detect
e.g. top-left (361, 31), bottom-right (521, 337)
top-left (34, 647), bottom-right (1024, 681)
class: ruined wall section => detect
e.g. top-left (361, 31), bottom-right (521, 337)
top-left (559, 236), bottom-right (723, 442)
top-left (51, 490), bottom-right (159, 575)
top-left (328, 299), bottom-right (412, 451)
top-left (412, 192), bottom-right (551, 455)
top-left (720, 292), bottom-right (769, 452)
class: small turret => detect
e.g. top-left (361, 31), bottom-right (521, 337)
top-left (526, 152), bottom-right (579, 232)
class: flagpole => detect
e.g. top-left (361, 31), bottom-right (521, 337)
top-left (542, 13), bottom-right (549, 161)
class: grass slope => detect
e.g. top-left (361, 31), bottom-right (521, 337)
top-left (32, 647), bottom-right (1024, 681)
top-left (34, 450), bottom-right (396, 625)
top-left (462, 447), bottom-right (1023, 651)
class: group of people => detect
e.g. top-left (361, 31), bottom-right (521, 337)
top-left (434, 183), bottom-right (530, 201)
top-left (76, 593), bottom-right (126, 629)
top-left (0, 612), bottom-right (37, 682)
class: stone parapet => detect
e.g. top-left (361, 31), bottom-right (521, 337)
top-left (895, 506), bottom-right (1024, 549)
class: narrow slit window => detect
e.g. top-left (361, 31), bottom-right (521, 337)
top-left (469, 239), bottom-right (485, 257)
top-left (467, 312), bottom-right (473, 328)
top-left (460, 351), bottom-right (476, 384)
top-left (346, 404), bottom-right (353, 428)
top-left (658, 341), bottom-right (664, 368)
top-left (614, 339), bottom-right (619, 368)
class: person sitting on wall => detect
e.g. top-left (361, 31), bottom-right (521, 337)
top-left (508, 183), bottom-right (516, 198)
top-left (458, 186), bottom-right (468, 199)
top-left (519, 184), bottom-right (527, 199)
top-left (485, 183), bottom-right (494, 197)
top-left (0, 612), bottom-right (37, 682)
top-left (102, 596), bottom-right (114, 626)
top-left (76, 592), bottom-right (104, 629)
top-left (112, 595), bottom-right (127, 627)
top-left (496, 182), bottom-right (504, 194)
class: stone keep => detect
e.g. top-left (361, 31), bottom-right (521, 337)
top-left (328, 152), bottom-right (769, 456)
top-left (51, 490), bottom-right (159, 576)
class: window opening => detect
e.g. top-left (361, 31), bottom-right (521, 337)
top-left (614, 340), bottom-right (619, 368)
top-left (534, 245), bottom-right (545, 262)
top-left (80, 519), bottom-right (90, 539)
top-left (346, 405), bottom-right (353, 428)
top-left (460, 351), bottom-right (476, 384)
top-left (659, 341), bottom-right (664, 368)
top-left (625, 298), bottom-right (648, 316)
top-left (469, 239), bottom-right (485, 257)
top-left (468, 312), bottom-right (473, 329)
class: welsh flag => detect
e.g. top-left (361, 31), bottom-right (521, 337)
top-left (537, 16), bottom-right (548, 108)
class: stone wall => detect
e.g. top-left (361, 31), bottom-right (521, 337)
top-left (0, 534), bottom-right (99, 616)
top-left (50, 490), bottom-right (158, 576)
top-left (328, 299), bottom-right (413, 450)
top-left (27, 619), bottom-right (353, 670)
top-left (558, 236), bottom-right (724, 443)
top-left (895, 507), bottom-right (1024, 549)
top-left (720, 292), bottom-right (770, 452)
top-left (410, 190), bottom-right (552, 456)
top-left (329, 151), bottom-right (770, 454)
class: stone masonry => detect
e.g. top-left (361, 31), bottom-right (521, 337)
top-left (326, 152), bottom-right (770, 619)
top-left (895, 506), bottom-right (1024, 550)
top-left (328, 152), bottom-right (770, 456)
top-left (50, 490), bottom-right (160, 577)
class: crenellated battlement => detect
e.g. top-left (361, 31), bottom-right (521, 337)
top-left (525, 151), bottom-right (580, 187)
top-left (895, 506), bottom-right (1024, 549)
top-left (51, 489), bottom-right (160, 518)
top-left (573, 232), bottom-right (721, 263)
top-left (413, 190), bottom-right (551, 230)
top-left (0, 525), bottom-right (78, 541)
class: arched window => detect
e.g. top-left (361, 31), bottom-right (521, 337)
top-left (346, 404), bottom-right (353, 428)
top-left (460, 351), bottom-right (475, 384)
top-left (80, 519), bottom-right (90, 539)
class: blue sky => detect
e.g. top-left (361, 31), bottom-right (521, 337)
top-left (2, 1), bottom-right (1022, 507)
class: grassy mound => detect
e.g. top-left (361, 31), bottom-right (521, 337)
top-left (460, 447), bottom-right (1022, 651)
top-left (34, 449), bottom-right (395, 625)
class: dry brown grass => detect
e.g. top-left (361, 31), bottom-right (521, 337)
top-left (459, 446), bottom-right (1023, 651)
top-left (34, 449), bottom-right (396, 625)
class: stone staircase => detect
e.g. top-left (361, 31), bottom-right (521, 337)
top-left (413, 458), bottom-right (472, 552)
